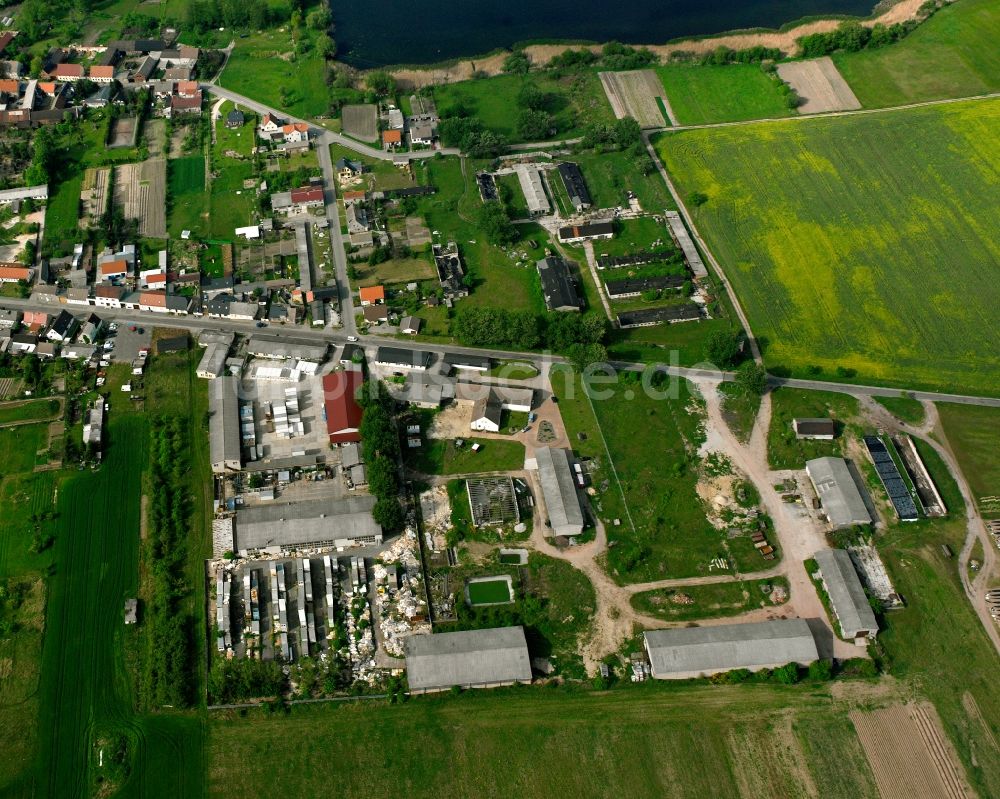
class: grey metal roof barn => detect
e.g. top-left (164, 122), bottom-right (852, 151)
top-left (234, 495), bottom-right (382, 552)
top-left (247, 335), bottom-right (327, 362)
top-left (644, 619), bottom-right (819, 679)
top-left (806, 457), bottom-right (872, 529)
top-left (405, 626), bottom-right (532, 693)
top-left (534, 446), bottom-right (584, 537)
top-left (536, 256), bottom-right (582, 312)
top-left (209, 376), bottom-right (241, 473)
top-left (813, 548), bottom-right (879, 640)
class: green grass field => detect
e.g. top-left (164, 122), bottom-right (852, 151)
top-left (433, 71), bottom-right (614, 143)
top-left (43, 172), bottom-right (84, 252)
top-left (835, 0), bottom-right (1000, 108)
top-left (467, 578), bottom-right (513, 605)
top-left (406, 436), bottom-right (525, 476)
top-left (167, 156), bottom-right (208, 238)
top-left (551, 368), bottom-right (751, 583)
top-left (0, 352), bottom-right (211, 796)
top-left (872, 394), bottom-right (926, 425)
top-left (656, 64), bottom-right (794, 125)
top-left (767, 388), bottom-right (858, 469)
top-left (207, 684), bottom-right (884, 798)
top-left (936, 403), bottom-right (1000, 518)
top-left (631, 576), bottom-right (790, 622)
top-left (0, 398), bottom-right (60, 426)
top-left (408, 157), bottom-right (549, 316)
top-left (220, 31), bottom-right (329, 119)
top-left (566, 149), bottom-right (676, 213)
top-left (0, 424), bottom-right (49, 475)
top-left (656, 98), bottom-right (1000, 395)
top-left (353, 256), bottom-right (435, 287)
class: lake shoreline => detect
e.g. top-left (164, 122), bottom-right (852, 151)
top-left (370, 0), bottom-right (938, 88)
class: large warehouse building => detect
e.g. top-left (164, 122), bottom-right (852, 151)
top-left (209, 376), bottom-right (241, 473)
top-left (322, 369), bottom-right (363, 444)
top-left (233, 496), bottom-right (382, 553)
top-left (534, 446), bottom-right (584, 537)
top-left (805, 456), bottom-right (872, 528)
top-left (813, 548), bottom-right (879, 642)
top-left (644, 619), bottom-right (819, 679)
top-left (405, 626), bottom-right (532, 693)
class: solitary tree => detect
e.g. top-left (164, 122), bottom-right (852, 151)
top-left (736, 361), bottom-right (767, 397)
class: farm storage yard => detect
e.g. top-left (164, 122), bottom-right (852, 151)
top-left (655, 97), bottom-right (1000, 395)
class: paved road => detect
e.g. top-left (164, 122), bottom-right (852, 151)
top-left (6, 296), bottom-right (1000, 407)
top-left (650, 89), bottom-right (1000, 134)
top-left (313, 134), bottom-right (357, 337)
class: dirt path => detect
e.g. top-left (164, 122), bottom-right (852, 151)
top-left (387, 0), bottom-right (940, 87)
top-left (510, 371), bottom-right (861, 671)
top-left (697, 380), bottom-right (862, 659)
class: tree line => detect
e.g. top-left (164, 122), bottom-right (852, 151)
top-left (358, 380), bottom-right (406, 533)
top-left (141, 416), bottom-right (196, 708)
top-left (453, 307), bottom-right (609, 368)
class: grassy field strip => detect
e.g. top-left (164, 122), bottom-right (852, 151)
top-left (656, 98), bottom-right (1000, 395)
top-left (209, 686), bottom-right (884, 798)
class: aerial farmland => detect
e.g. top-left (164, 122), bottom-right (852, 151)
top-left (656, 98), bottom-right (1000, 395)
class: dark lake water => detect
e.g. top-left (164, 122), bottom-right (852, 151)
top-left (335, 0), bottom-right (877, 67)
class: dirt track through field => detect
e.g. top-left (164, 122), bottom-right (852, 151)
top-left (850, 703), bottom-right (971, 799)
top-left (778, 57), bottom-right (862, 114)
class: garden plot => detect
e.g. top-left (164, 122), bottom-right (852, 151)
top-left (777, 57), bottom-right (862, 114)
top-left (850, 703), bottom-right (970, 799)
top-left (80, 167), bottom-right (110, 228)
top-left (599, 69), bottom-right (672, 127)
top-left (341, 104), bottom-right (378, 141)
top-left (115, 160), bottom-right (167, 238)
top-left (404, 216), bottom-right (431, 247)
top-left (108, 115), bottom-right (138, 148)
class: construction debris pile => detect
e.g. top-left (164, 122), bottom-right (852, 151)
top-left (344, 556), bottom-right (378, 684)
top-left (372, 528), bottom-right (430, 658)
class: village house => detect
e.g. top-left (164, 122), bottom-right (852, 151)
top-left (169, 91), bottom-right (202, 116)
top-left (0, 263), bottom-right (32, 283)
top-left (46, 309), bottom-right (78, 342)
top-left (93, 285), bottom-right (125, 309)
top-left (270, 185), bottom-right (324, 216)
top-left (363, 305), bottom-right (389, 325)
top-left (335, 158), bottom-right (364, 181)
top-left (346, 204), bottom-right (370, 234)
top-left (99, 259), bottom-right (129, 283)
top-left (258, 112), bottom-right (283, 138)
top-left (89, 65), bottom-right (115, 84)
top-left (382, 129), bottom-right (402, 150)
top-left (359, 285), bottom-right (385, 307)
top-left (282, 122), bottom-right (310, 143)
top-left (226, 109), bottom-right (245, 128)
top-left (49, 63), bottom-right (84, 82)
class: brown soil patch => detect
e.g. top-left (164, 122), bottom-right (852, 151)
top-left (599, 70), bottom-right (669, 128)
top-left (850, 702), bottom-right (971, 799)
top-left (777, 57), bottom-right (862, 113)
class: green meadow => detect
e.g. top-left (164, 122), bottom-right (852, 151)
top-left (656, 64), bottom-right (794, 125)
top-left (655, 98), bottom-right (1000, 395)
top-left (835, 0), bottom-right (1000, 108)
